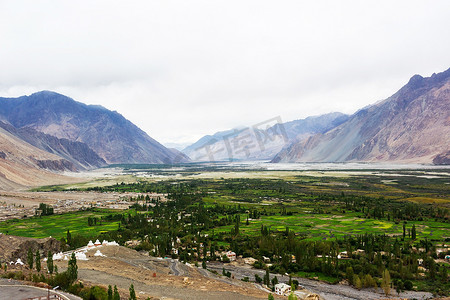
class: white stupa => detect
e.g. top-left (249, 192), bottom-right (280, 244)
top-left (75, 252), bottom-right (88, 261)
top-left (87, 240), bottom-right (94, 247)
top-left (53, 252), bottom-right (64, 260)
top-left (94, 250), bottom-right (106, 257)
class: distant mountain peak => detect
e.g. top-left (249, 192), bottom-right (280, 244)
top-left (407, 74), bottom-right (424, 87)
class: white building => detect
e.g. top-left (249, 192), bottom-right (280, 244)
top-left (226, 251), bottom-right (236, 261)
top-left (275, 283), bottom-right (291, 296)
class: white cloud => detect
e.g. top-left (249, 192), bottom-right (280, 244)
top-left (1, 0), bottom-right (449, 145)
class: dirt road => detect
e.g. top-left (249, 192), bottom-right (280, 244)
top-left (204, 261), bottom-right (433, 300)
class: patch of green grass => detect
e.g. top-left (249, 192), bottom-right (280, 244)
top-left (0, 209), bottom-right (124, 239)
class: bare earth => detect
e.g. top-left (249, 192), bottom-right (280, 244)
top-left (55, 245), bottom-right (273, 300)
top-left (51, 245), bottom-right (433, 300)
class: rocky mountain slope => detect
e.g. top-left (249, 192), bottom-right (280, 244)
top-left (182, 113), bottom-right (348, 162)
top-left (0, 121), bottom-right (105, 170)
top-left (0, 126), bottom-right (79, 190)
top-left (272, 68), bottom-right (450, 164)
top-left (0, 91), bottom-right (189, 164)
top-left (0, 234), bottom-right (60, 262)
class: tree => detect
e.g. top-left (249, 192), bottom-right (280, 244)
top-left (404, 280), bottom-right (413, 290)
top-left (255, 274), bottom-right (262, 283)
top-left (268, 294), bottom-right (274, 300)
top-left (440, 265), bottom-right (448, 283)
top-left (264, 268), bottom-right (270, 286)
top-left (395, 280), bottom-right (404, 295)
top-left (353, 275), bottom-right (362, 290)
top-left (428, 258), bottom-right (436, 280)
top-left (129, 284), bottom-right (136, 300)
top-left (381, 269), bottom-right (391, 296)
top-left (108, 285), bottom-right (113, 300)
top-left (27, 248), bottom-right (34, 270)
top-left (35, 250), bottom-right (41, 272)
top-left (363, 274), bottom-right (376, 288)
top-left (67, 253), bottom-right (78, 283)
top-left (67, 230), bottom-right (72, 246)
top-left (47, 251), bottom-right (54, 274)
top-left (202, 260), bottom-right (207, 269)
top-left (288, 292), bottom-right (298, 300)
top-left (411, 224), bottom-right (416, 240)
top-left (346, 266), bottom-right (354, 285)
top-left (271, 276), bottom-right (278, 287)
top-left (113, 285), bottom-right (120, 300)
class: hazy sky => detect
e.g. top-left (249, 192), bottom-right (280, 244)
top-left (1, 1), bottom-right (449, 148)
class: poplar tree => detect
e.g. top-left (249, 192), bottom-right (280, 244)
top-left (47, 251), bottom-right (54, 274)
top-left (381, 269), bottom-right (391, 296)
top-left (35, 250), bottom-right (41, 272)
top-left (27, 248), bottom-right (34, 270)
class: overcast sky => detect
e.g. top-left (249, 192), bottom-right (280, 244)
top-left (1, 1), bottom-right (449, 148)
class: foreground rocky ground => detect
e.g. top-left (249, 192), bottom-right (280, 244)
top-left (55, 245), bottom-right (275, 299)
top-left (51, 245), bottom-right (433, 300)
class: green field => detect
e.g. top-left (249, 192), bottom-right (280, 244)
top-left (206, 212), bottom-right (449, 242)
top-left (0, 209), bottom-right (122, 239)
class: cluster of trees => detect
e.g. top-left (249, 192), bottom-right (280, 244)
top-left (26, 248), bottom-right (55, 274)
top-left (36, 203), bottom-right (54, 216)
top-left (18, 249), bottom-right (76, 289)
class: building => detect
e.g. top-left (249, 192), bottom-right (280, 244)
top-left (226, 251), bottom-right (236, 261)
top-left (275, 283), bottom-right (291, 296)
top-left (339, 251), bottom-right (349, 258)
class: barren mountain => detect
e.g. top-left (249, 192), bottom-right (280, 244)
top-left (0, 91), bottom-right (189, 164)
top-left (183, 113), bottom-right (348, 162)
top-left (0, 121), bottom-right (105, 170)
top-left (272, 68), bottom-right (450, 164)
top-left (0, 126), bottom-right (79, 190)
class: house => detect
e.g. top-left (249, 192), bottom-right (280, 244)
top-left (226, 251), bottom-right (236, 261)
top-left (418, 258), bottom-right (424, 265)
top-left (275, 283), bottom-right (291, 296)
top-left (445, 255), bottom-right (450, 262)
top-left (354, 249), bottom-right (365, 255)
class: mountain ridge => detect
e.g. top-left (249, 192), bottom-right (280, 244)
top-left (0, 91), bottom-right (189, 164)
top-left (0, 121), bottom-right (106, 170)
top-left (0, 125), bottom-right (79, 190)
top-left (272, 68), bottom-right (450, 164)
top-left (182, 113), bottom-right (349, 162)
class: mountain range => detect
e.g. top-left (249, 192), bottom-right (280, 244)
top-left (272, 68), bottom-right (450, 164)
top-left (0, 91), bottom-right (188, 165)
top-left (0, 67), bottom-right (448, 189)
top-left (182, 113), bottom-right (349, 161)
